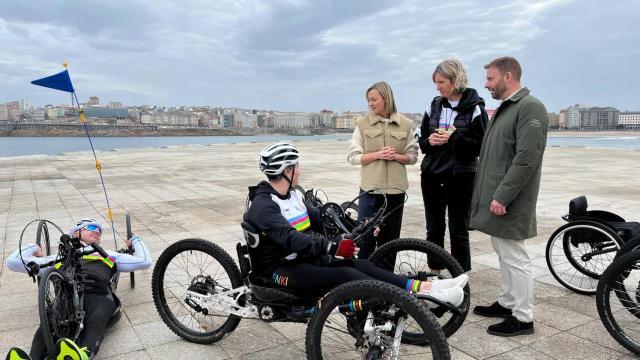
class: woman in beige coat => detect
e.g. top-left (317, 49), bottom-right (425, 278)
top-left (347, 81), bottom-right (418, 258)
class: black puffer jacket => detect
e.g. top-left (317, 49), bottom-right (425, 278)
top-left (418, 88), bottom-right (489, 175)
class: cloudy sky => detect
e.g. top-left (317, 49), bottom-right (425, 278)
top-left (1, 0), bottom-right (638, 113)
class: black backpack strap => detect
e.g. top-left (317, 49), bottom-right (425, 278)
top-left (428, 96), bottom-right (443, 129)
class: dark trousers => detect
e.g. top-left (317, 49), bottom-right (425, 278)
top-left (269, 258), bottom-right (409, 295)
top-left (30, 293), bottom-right (117, 359)
top-left (421, 172), bottom-right (474, 271)
top-left (357, 190), bottom-right (405, 259)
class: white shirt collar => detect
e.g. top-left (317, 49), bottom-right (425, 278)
top-left (502, 87), bottom-right (522, 103)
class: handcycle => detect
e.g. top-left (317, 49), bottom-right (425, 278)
top-left (151, 188), bottom-right (469, 359)
top-left (546, 196), bottom-right (640, 294)
top-left (300, 187), bottom-right (470, 339)
top-left (21, 234), bottom-right (120, 357)
top-left (31, 216), bottom-right (137, 289)
top-left (16, 216), bottom-right (138, 357)
top-left (596, 246), bottom-right (640, 355)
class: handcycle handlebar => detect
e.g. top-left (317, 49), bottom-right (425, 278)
top-left (26, 234), bottom-right (111, 278)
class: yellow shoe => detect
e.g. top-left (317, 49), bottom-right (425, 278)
top-left (55, 338), bottom-right (89, 360)
top-left (5, 347), bottom-right (31, 360)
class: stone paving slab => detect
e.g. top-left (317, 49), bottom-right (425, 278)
top-left (1, 140), bottom-right (640, 359)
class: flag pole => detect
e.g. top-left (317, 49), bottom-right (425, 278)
top-left (64, 63), bottom-right (119, 250)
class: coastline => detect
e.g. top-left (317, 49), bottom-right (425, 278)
top-left (547, 130), bottom-right (640, 137)
top-left (0, 124), bottom-right (352, 137)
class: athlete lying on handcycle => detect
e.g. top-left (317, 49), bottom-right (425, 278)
top-left (4, 218), bottom-right (152, 360)
top-left (246, 142), bottom-right (467, 304)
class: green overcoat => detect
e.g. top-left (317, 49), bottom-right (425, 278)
top-left (469, 87), bottom-right (548, 240)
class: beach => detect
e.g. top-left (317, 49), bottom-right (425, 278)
top-left (1, 140), bottom-right (639, 359)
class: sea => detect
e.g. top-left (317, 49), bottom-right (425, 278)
top-left (1, 135), bottom-right (639, 158)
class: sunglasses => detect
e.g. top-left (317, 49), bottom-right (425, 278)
top-left (83, 224), bottom-right (101, 233)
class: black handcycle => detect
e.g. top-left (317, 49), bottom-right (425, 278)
top-left (546, 196), bottom-right (640, 294)
top-left (17, 216), bottom-right (138, 357)
top-left (22, 234), bottom-right (121, 357)
top-left (31, 216), bottom-right (137, 289)
top-left (151, 188), bottom-right (469, 359)
top-left (596, 247), bottom-right (640, 355)
top-left (300, 187), bottom-right (470, 339)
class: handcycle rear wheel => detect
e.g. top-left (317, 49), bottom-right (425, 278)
top-left (596, 249), bottom-right (640, 355)
top-left (369, 238), bottom-right (469, 343)
top-left (39, 268), bottom-right (83, 356)
top-left (152, 238), bottom-right (243, 344)
top-left (305, 279), bottom-right (450, 359)
top-left (36, 220), bottom-right (63, 256)
top-left (36, 220), bottom-right (51, 256)
top-left (546, 221), bottom-right (623, 295)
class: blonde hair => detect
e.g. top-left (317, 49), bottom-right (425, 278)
top-left (432, 59), bottom-right (469, 95)
top-left (366, 81), bottom-right (397, 115)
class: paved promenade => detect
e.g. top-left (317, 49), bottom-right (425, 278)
top-left (1, 140), bottom-right (639, 359)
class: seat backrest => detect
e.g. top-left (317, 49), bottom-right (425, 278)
top-left (241, 221), bottom-right (260, 248)
top-left (569, 196), bottom-right (588, 217)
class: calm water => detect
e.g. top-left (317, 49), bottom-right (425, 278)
top-left (0, 134), bottom-right (352, 157)
top-left (1, 135), bottom-right (639, 158)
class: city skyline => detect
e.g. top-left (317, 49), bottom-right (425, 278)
top-left (1, 0), bottom-right (639, 113)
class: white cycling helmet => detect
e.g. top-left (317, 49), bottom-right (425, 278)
top-left (259, 142), bottom-right (300, 176)
top-left (68, 218), bottom-right (103, 235)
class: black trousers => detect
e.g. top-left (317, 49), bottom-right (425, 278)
top-left (30, 293), bottom-right (117, 359)
top-left (421, 172), bottom-right (475, 271)
top-left (356, 190), bottom-right (406, 259)
top-left (268, 258), bottom-right (409, 295)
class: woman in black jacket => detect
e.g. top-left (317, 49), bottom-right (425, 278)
top-left (419, 59), bottom-right (489, 272)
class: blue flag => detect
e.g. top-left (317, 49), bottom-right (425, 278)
top-left (31, 70), bottom-right (74, 93)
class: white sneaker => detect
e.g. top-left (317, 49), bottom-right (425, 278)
top-left (430, 274), bottom-right (468, 292)
top-left (424, 287), bottom-right (464, 308)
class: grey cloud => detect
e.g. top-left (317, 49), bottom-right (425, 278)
top-left (0, 0), bottom-right (638, 112)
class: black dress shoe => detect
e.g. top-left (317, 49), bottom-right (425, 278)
top-left (473, 301), bottom-right (512, 318)
top-left (487, 315), bottom-right (534, 337)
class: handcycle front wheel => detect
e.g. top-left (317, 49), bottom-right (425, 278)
top-left (39, 268), bottom-right (83, 356)
top-left (546, 221), bottom-right (623, 295)
top-left (369, 238), bottom-right (469, 342)
top-left (152, 238), bottom-right (243, 344)
top-left (596, 249), bottom-right (640, 355)
top-left (305, 279), bottom-right (450, 359)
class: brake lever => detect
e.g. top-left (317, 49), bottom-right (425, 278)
top-left (26, 261), bottom-right (40, 283)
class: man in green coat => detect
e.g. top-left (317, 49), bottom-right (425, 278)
top-left (470, 57), bottom-right (548, 337)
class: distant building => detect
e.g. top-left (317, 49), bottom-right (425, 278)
top-left (619, 112), bottom-right (640, 130)
top-left (0, 105), bottom-right (8, 122)
top-left (21, 98), bottom-right (30, 111)
top-left (29, 109), bottom-right (45, 123)
top-left (223, 113), bottom-right (234, 128)
top-left (547, 112), bottom-right (560, 129)
top-left (108, 102), bottom-right (122, 109)
top-left (565, 104), bottom-right (588, 129)
top-left (335, 111), bottom-right (364, 129)
top-left (233, 112), bottom-right (258, 128)
top-left (579, 107), bottom-right (619, 130)
top-left (78, 107), bottom-right (129, 119)
top-left (318, 110), bottom-right (336, 127)
top-left (559, 110), bottom-right (566, 129)
top-left (88, 96), bottom-right (100, 106)
top-left (140, 111), bottom-right (154, 125)
top-left (273, 112), bottom-right (312, 128)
